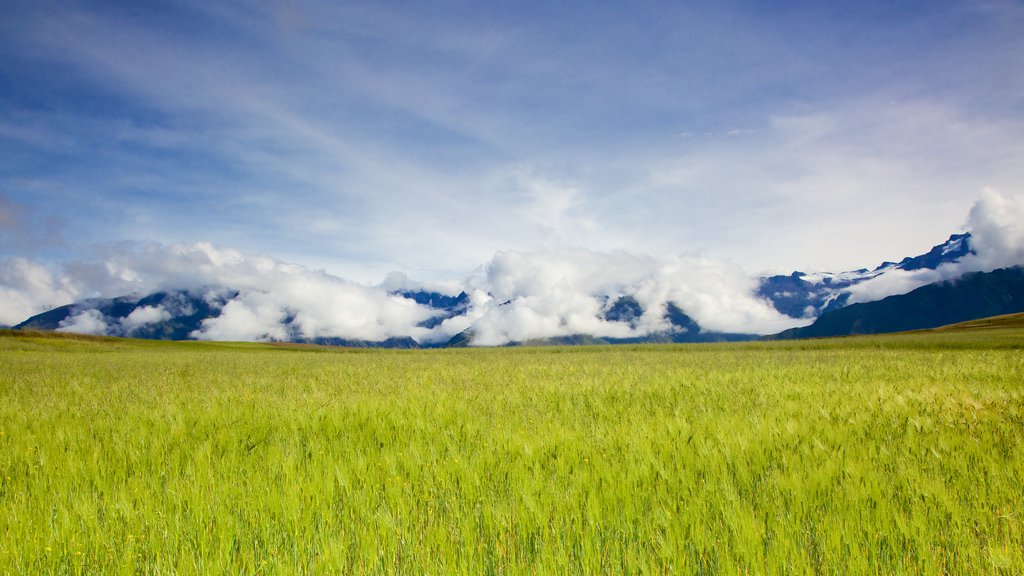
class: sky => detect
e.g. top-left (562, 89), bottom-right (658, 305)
top-left (1, 0), bottom-right (1023, 335)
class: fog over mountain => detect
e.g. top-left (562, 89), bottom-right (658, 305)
top-left (2, 190), bottom-right (1021, 345)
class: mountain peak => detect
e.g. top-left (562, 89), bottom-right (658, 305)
top-left (11, 231), bottom-right (1010, 347)
top-left (758, 232), bottom-right (974, 318)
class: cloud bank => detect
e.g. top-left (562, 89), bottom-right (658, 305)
top-left (92, 243), bottom-right (439, 343)
top-left (2, 190), bottom-right (1021, 343)
top-left (0, 242), bottom-right (804, 343)
top-left (460, 250), bottom-right (802, 345)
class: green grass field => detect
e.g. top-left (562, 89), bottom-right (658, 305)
top-left (1, 317), bottom-right (1023, 574)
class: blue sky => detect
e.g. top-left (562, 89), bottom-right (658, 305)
top-left (2, 0), bottom-right (1023, 288)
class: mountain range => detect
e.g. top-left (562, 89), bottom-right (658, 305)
top-left (771, 265), bottom-right (1024, 339)
top-left (756, 233), bottom-right (972, 318)
top-left (14, 231), bottom-right (1024, 345)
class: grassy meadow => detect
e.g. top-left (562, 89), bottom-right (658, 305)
top-left (1, 317), bottom-right (1023, 574)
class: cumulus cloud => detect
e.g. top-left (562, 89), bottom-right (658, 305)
top-left (5, 189), bottom-right (1021, 343)
top-left (122, 305), bottom-right (171, 332)
top-left (89, 242), bottom-right (441, 342)
top-left (191, 266), bottom-right (436, 343)
top-left (0, 240), bottom-right (808, 342)
top-left (0, 258), bottom-right (81, 325)
top-left (966, 187), bottom-right (1024, 270)
top-left (846, 188), bottom-right (1024, 304)
top-left (194, 296), bottom-right (290, 342)
top-left (340, 188), bottom-right (1021, 344)
top-left (56, 309), bottom-right (108, 335)
top-left (461, 249), bottom-right (805, 345)
top-left (1, 242), bottom-right (442, 341)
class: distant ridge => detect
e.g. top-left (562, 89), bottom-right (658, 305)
top-left (8, 311), bottom-right (1022, 349)
top-left (12, 289), bottom-right (757, 348)
top-left (758, 233), bottom-right (972, 318)
top-left (11, 232), bottom-right (1021, 347)
top-left (770, 266), bottom-right (1024, 340)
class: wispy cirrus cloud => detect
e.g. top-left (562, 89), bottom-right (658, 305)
top-left (2, 0), bottom-right (1023, 288)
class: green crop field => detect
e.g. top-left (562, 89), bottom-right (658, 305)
top-left (1, 317), bottom-right (1023, 574)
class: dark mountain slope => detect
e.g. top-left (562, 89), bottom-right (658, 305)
top-left (758, 233), bottom-right (973, 318)
top-left (15, 290), bottom-right (232, 339)
top-left (771, 266), bottom-right (1024, 339)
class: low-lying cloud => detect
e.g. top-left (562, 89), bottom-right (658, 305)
top-left (2, 189), bottom-right (1021, 344)
top-left (56, 309), bottom-right (108, 336)
top-left (122, 305), bottom-right (172, 332)
top-left (461, 249), bottom-right (802, 345)
top-left (847, 188), bottom-right (1024, 304)
top-left (0, 242), bottom-right (806, 343)
top-left (0, 258), bottom-right (81, 326)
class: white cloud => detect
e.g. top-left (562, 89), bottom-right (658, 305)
top-left (845, 266), bottom-right (960, 305)
top-left (965, 187), bottom-right (1024, 271)
top-left (79, 242), bottom-right (441, 343)
top-left (846, 188), bottom-right (1024, 304)
top-left (56, 309), bottom-right (108, 336)
top-left (0, 258), bottom-right (80, 326)
top-left (192, 296), bottom-right (290, 342)
top-left (462, 249), bottom-right (806, 345)
top-left (628, 99), bottom-right (1024, 275)
top-left (0, 240), bottom-right (808, 343)
top-left (1, 242), bottom-right (443, 342)
top-left (122, 305), bottom-right (171, 331)
top-left (3, 189), bottom-right (1021, 343)
top-left (4, 0), bottom-right (1024, 289)
top-left (193, 271), bottom-right (435, 343)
